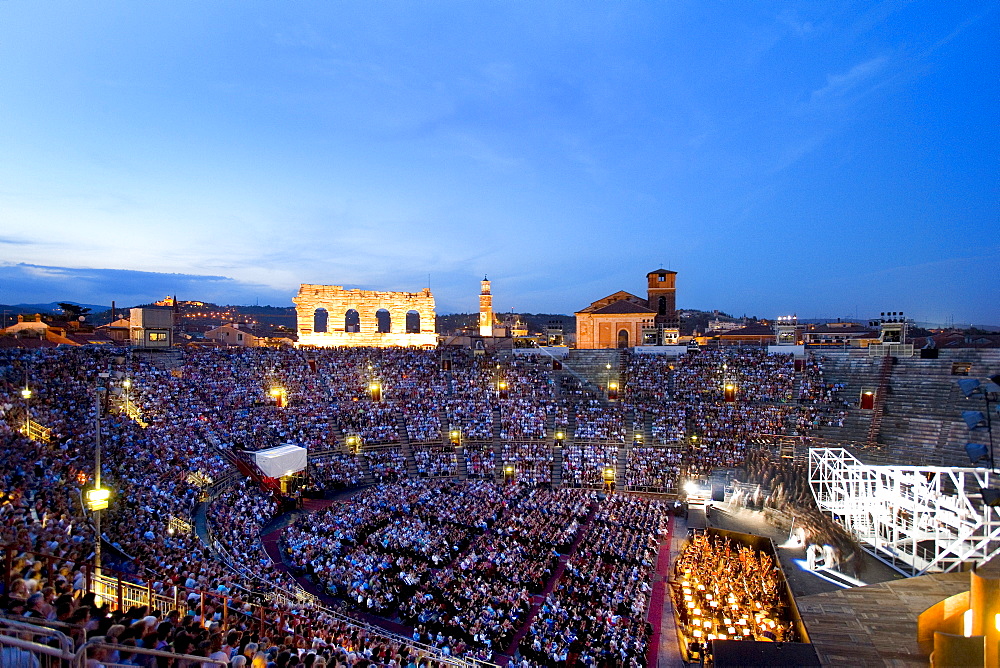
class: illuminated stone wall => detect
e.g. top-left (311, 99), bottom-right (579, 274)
top-left (293, 284), bottom-right (438, 348)
top-left (576, 313), bottom-right (654, 349)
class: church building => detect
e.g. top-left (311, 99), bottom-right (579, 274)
top-left (575, 269), bottom-right (680, 349)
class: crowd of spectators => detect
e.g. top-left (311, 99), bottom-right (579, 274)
top-left (0, 343), bottom-right (851, 666)
top-left (500, 443), bottom-right (553, 486)
top-left (308, 453), bottom-right (367, 492)
top-left (462, 443), bottom-right (494, 478)
top-left (361, 447), bottom-right (410, 484)
top-left (412, 445), bottom-right (458, 478)
top-left (561, 443), bottom-right (617, 487)
top-left (519, 495), bottom-right (668, 667)
top-left (624, 447), bottom-right (683, 491)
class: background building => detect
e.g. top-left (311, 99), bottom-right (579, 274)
top-left (575, 269), bottom-right (679, 349)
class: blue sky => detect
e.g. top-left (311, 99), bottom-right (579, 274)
top-left (1, 1), bottom-right (997, 324)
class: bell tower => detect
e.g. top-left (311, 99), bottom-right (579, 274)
top-left (645, 269), bottom-right (679, 345)
top-left (479, 276), bottom-right (494, 337)
top-left (646, 269), bottom-right (677, 317)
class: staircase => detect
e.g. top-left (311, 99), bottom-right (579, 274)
top-left (616, 443), bottom-right (628, 488)
top-left (642, 412), bottom-right (655, 446)
top-left (562, 349), bottom-right (624, 395)
top-left (492, 405), bottom-right (504, 478)
top-left (866, 355), bottom-right (894, 446)
top-left (355, 450), bottom-right (376, 486)
top-left (551, 444), bottom-right (563, 486)
top-left (397, 441), bottom-right (419, 478)
top-left (394, 410), bottom-right (410, 445)
top-left (138, 348), bottom-right (184, 371)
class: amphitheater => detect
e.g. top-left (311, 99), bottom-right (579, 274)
top-left (0, 343), bottom-right (997, 667)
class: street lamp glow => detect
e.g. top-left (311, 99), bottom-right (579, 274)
top-left (85, 487), bottom-right (111, 511)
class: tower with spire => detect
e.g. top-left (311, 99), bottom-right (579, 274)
top-left (479, 276), bottom-right (494, 337)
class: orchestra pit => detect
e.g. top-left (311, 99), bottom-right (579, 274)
top-left (1, 342), bottom-right (998, 667)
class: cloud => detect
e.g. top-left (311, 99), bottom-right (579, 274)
top-left (0, 263), bottom-right (291, 308)
top-left (810, 55), bottom-right (890, 103)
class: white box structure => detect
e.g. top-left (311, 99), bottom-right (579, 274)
top-left (252, 444), bottom-right (308, 479)
top-left (809, 447), bottom-right (1000, 575)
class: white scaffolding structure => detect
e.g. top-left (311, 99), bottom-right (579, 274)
top-left (809, 447), bottom-right (1000, 575)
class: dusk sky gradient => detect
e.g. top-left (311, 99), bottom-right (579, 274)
top-left (1, 1), bottom-right (997, 323)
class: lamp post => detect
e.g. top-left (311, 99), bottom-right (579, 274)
top-left (87, 380), bottom-right (110, 573)
top-left (20, 386), bottom-right (31, 436)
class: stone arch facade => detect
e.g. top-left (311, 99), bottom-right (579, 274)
top-left (293, 284), bottom-right (437, 348)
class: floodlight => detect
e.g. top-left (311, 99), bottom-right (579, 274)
top-left (966, 443), bottom-right (990, 464)
top-left (85, 487), bottom-right (111, 511)
top-left (963, 411), bottom-right (986, 430)
top-left (957, 378), bottom-right (981, 398)
top-left (980, 488), bottom-right (1000, 508)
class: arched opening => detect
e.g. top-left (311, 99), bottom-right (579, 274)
top-left (314, 308), bottom-right (329, 333)
top-left (406, 310), bottom-right (421, 334)
top-left (657, 296), bottom-right (667, 316)
top-left (345, 309), bottom-right (361, 333)
top-left (376, 309), bottom-right (392, 333)
top-left (617, 329), bottom-right (629, 349)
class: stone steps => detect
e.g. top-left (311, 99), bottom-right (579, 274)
top-left (812, 348), bottom-right (1000, 467)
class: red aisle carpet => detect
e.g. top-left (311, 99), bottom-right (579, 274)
top-left (645, 515), bottom-right (674, 668)
top-left (500, 502), bottom-right (599, 660)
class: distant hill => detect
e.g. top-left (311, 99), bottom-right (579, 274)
top-left (437, 313), bottom-right (574, 335)
top-left (1, 301), bottom-right (111, 316)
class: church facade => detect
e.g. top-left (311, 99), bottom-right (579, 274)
top-left (575, 270), bottom-right (679, 349)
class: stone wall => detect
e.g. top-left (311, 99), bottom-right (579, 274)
top-left (293, 284), bottom-right (438, 348)
top-left (576, 313), bottom-right (652, 349)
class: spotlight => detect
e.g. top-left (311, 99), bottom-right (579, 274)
top-left (966, 443), bottom-right (990, 464)
top-left (958, 378), bottom-right (982, 398)
top-left (963, 411), bottom-right (986, 430)
top-left (980, 488), bottom-right (1000, 507)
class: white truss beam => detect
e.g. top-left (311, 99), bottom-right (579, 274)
top-left (808, 448), bottom-right (1000, 575)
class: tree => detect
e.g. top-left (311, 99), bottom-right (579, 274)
top-left (57, 303), bottom-right (91, 321)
